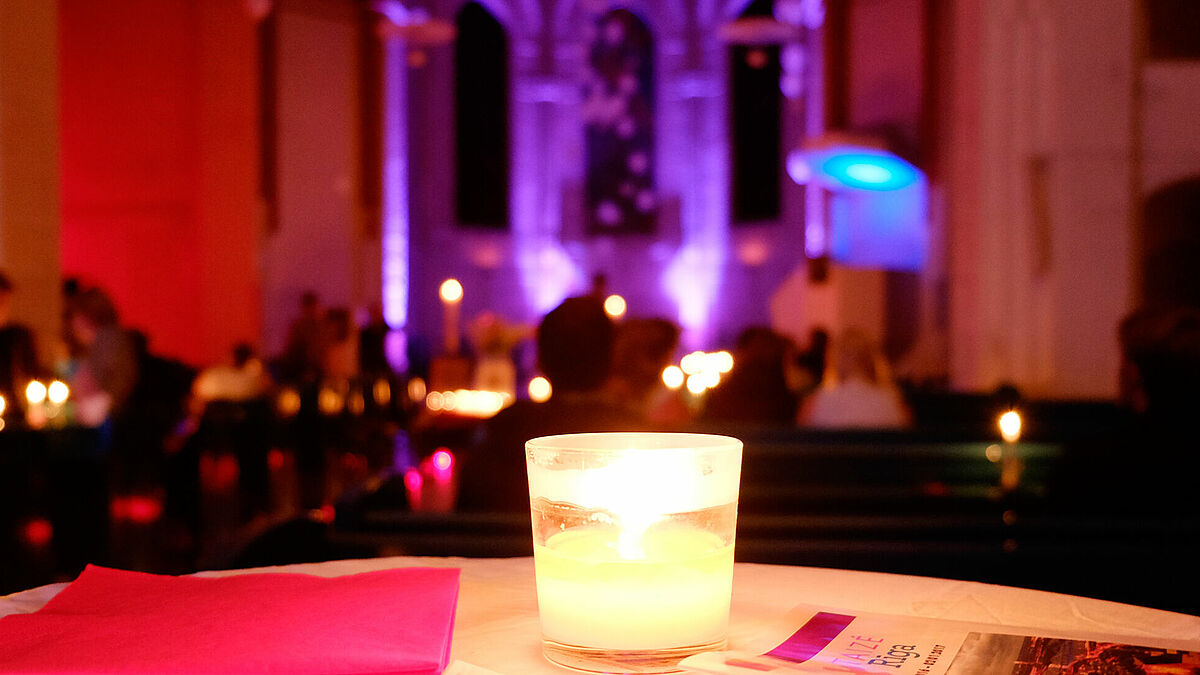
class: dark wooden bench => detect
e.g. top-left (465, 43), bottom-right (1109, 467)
top-left (322, 419), bottom-right (1199, 615)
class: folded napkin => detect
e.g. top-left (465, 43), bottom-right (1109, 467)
top-left (0, 564), bottom-right (460, 674)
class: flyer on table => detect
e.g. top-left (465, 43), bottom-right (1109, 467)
top-left (681, 604), bottom-right (1200, 675)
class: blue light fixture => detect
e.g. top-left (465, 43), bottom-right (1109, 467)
top-left (787, 141), bottom-right (929, 271)
top-left (788, 145), bottom-right (920, 192)
top-left (825, 151), bottom-right (918, 190)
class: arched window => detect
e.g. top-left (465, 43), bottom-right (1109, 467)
top-left (730, 0), bottom-right (782, 223)
top-left (455, 2), bottom-right (509, 228)
top-left (584, 9), bottom-right (656, 235)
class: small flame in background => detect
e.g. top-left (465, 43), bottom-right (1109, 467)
top-left (677, 350), bottom-right (733, 396)
top-left (998, 410), bottom-right (1022, 443)
top-left (439, 278), bottom-right (463, 303)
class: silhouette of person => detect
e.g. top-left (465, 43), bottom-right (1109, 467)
top-left (281, 291), bottom-right (325, 384)
top-left (457, 296), bottom-right (647, 513)
top-left (359, 303), bottom-right (391, 378)
top-left (702, 326), bottom-right (799, 426)
top-left (1051, 305), bottom-right (1200, 515)
top-left (0, 271), bottom-right (40, 420)
top-left (606, 317), bottom-right (688, 424)
top-left (67, 286), bottom-right (138, 427)
top-left (799, 327), bottom-right (911, 429)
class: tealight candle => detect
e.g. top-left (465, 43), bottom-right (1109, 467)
top-left (526, 433), bottom-right (742, 674)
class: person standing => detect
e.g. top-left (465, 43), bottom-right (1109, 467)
top-left (0, 272), bottom-right (40, 420)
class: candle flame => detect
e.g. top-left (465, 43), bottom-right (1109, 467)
top-left (661, 365), bottom-right (684, 389)
top-left (998, 410), bottom-right (1021, 443)
top-left (570, 449), bottom-right (707, 560)
top-left (47, 381), bottom-right (70, 405)
top-left (25, 380), bottom-right (47, 405)
top-left (439, 278), bottom-right (463, 303)
top-left (603, 294), bottom-right (627, 319)
top-left (528, 376), bottom-right (552, 402)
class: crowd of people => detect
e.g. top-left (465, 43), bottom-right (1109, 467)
top-left (4, 272), bottom-right (926, 528)
top-left (2, 279), bottom-right (406, 580)
top-left (454, 293), bottom-right (917, 513)
top-left (6, 269), bottom-right (1198, 581)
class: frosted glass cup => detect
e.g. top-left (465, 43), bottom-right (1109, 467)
top-left (526, 433), bottom-right (743, 673)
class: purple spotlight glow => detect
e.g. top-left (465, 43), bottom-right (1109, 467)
top-left (382, 39), bottom-right (409, 333)
top-left (517, 244), bottom-right (580, 314)
top-left (664, 245), bottom-right (723, 348)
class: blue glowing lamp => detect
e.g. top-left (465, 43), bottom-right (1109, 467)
top-left (788, 142), bottom-right (929, 271)
top-left (787, 145), bottom-right (921, 192)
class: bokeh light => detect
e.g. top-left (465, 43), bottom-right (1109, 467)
top-left (277, 388), bottom-right (302, 418)
top-left (603, 294), bottom-right (627, 319)
top-left (998, 410), bottom-right (1022, 443)
top-left (348, 391), bottom-right (366, 416)
top-left (528, 376), bottom-right (552, 403)
top-left (20, 518), bottom-right (53, 548)
top-left (47, 380), bottom-right (69, 405)
top-left (25, 380), bottom-right (47, 405)
top-left (439, 278), bottom-right (463, 303)
top-left (714, 351), bottom-right (734, 373)
top-left (318, 387), bottom-right (345, 416)
top-left (661, 365), bottom-right (684, 390)
top-left (432, 449), bottom-right (454, 472)
top-left (408, 377), bottom-right (427, 404)
top-left (680, 351), bottom-right (706, 376)
top-left (373, 378), bottom-right (392, 406)
top-left (426, 391), bottom-right (445, 411)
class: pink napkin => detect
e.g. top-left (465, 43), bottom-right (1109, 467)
top-left (0, 565), bottom-right (460, 674)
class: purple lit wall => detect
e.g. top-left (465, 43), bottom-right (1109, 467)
top-left (398, 0), bottom-right (811, 357)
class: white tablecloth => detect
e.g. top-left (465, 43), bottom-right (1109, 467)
top-left (3, 557), bottom-right (1198, 674)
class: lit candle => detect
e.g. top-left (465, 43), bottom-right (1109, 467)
top-left (603, 294), bottom-right (627, 320)
top-left (998, 410), bottom-right (1021, 443)
top-left (534, 523), bottom-right (734, 650)
top-left (439, 278), bottom-right (463, 355)
top-left (25, 380), bottom-right (48, 428)
top-left (526, 433), bottom-right (743, 673)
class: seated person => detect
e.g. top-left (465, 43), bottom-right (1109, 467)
top-left (605, 317), bottom-right (688, 425)
top-left (67, 287), bottom-right (138, 428)
top-left (0, 272), bottom-right (40, 418)
top-left (799, 327), bottom-right (911, 429)
top-left (1050, 305), bottom-right (1200, 515)
top-left (702, 327), bottom-right (799, 426)
top-left (457, 296), bottom-right (648, 513)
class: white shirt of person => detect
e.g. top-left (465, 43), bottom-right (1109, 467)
top-left (801, 377), bottom-right (910, 429)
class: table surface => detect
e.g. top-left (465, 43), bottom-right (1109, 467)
top-left (3, 557), bottom-right (1199, 674)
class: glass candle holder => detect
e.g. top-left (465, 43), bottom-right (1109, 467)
top-left (526, 432), bottom-right (743, 673)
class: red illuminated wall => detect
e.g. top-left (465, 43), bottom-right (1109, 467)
top-left (59, 0), bottom-right (260, 366)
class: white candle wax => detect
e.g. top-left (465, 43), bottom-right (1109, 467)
top-left (534, 522), bottom-right (734, 651)
top-left (439, 279), bottom-right (462, 355)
